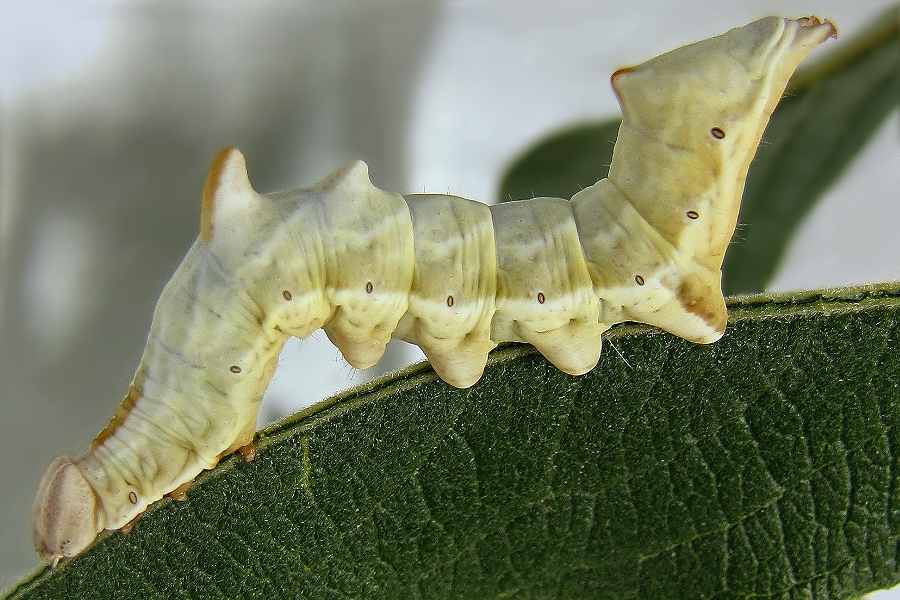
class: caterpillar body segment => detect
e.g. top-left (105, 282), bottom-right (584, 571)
top-left (32, 15), bottom-right (836, 563)
top-left (393, 193), bottom-right (499, 387)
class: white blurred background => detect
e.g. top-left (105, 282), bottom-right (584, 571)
top-left (1, 0), bottom-right (897, 592)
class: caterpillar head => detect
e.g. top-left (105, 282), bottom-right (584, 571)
top-left (32, 456), bottom-right (102, 564)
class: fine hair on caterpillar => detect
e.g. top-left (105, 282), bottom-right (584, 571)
top-left (31, 15), bottom-right (836, 564)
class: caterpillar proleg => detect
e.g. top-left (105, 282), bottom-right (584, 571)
top-left (32, 16), bottom-right (836, 563)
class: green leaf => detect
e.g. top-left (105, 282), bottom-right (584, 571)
top-left (722, 10), bottom-right (900, 294)
top-left (7, 283), bottom-right (900, 599)
top-left (497, 8), bottom-right (899, 294)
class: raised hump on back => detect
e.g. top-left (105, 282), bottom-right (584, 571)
top-left (312, 159), bottom-right (373, 194)
top-left (200, 147), bottom-right (258, 247)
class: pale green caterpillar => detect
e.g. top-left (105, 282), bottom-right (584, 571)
top-left (32, 15), bottom-right (836, 564)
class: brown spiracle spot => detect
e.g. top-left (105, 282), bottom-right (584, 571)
top-left (635, 275), bottom-right (645, 286)
top-left (365, 282), bottom-right (374, 294)
top-left (282, 290), bottom-right (293, 301)
top-left (128, 491), bottom-right (138, 504)
top-left (447, 295), bottom-right (454, 307)
top-left (537, 292), bottom-right (546, 304)
top-left (686, 210), bottom-right (699, 220)
top-left (711, 127), bottom-right (725, 139)
top-left (230, 365), bottom-right (242, 374)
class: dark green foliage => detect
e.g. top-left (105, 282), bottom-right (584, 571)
top-left (8, 285), bottom-right (900, 599)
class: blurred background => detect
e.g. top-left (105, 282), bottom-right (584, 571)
top-left (1, 0), bottom-right (897, 591)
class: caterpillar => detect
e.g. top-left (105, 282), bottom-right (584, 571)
top-left (32, 15), bottom-right (836, 564)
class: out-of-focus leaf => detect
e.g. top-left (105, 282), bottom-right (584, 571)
top-left (723, 9), bottom-right (900, 294)
top-left (497, 119), bottom-right (621, 202)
